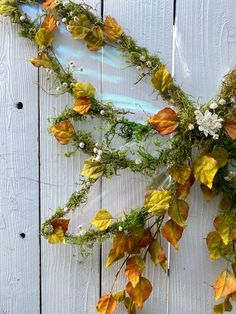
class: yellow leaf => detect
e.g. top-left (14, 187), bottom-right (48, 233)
top-left (213, 270), bottom-right (236, 300)
top-left (210, 148), bottom-right (229, 168)
top-left (147, 107), bottom-right (178, 136)
top-left (145, 190), bottom-right (171, 216)
top-left (206, 231), bottom-right (234, 262)
top-left (105, 248), bottom-right (124, 268)
top-left (213, 298), bottom-right (232, 313)
top-left (29, 53), bottom-right (53, 68)
top-left (81, 157), bottom-right (103, 180)
top-left (68, 14), bottom-right (91, 39)
top-left (149, 239), bottom-right (167, 271)
top-left (104, 16), bottom-right (124, 42)
top-left (200, 183), bottom-right (218, 202)
top-left (85, 25), bottom-right (104, 51)
top-left (125, 256), bottom-right (145, 288)
top-left (48, 226), bottom-right (65, 244)
top-left (42, 15), bottom-right (58, 32)
top-left (168, 198), bottom-right (189, 227)
top-left (126, 277), bottom-right (152, 310)
top-left (151, 65), bottom-right (173, 93)
top-left (97, 294), bottom-right (117, 314)
top-left (73, 82), bottom-right (96, 99)
top-left (213, 215), bottom-right (236, 245)
top-left (113, 232), bottom-right (134, 255)
top-left (0, 0), bottom-right (16, 16)
top-left (73, 96), bottom-right (92, 115)
top-left (169, 164), bottom-right (191, 185)
top-left (193, 155), bottom-right (218, 189)
top-left (35, 28), bottom-right (54, 47)
top-left (162, 219), bottom-right (183, 250)
top-left (50, 120), bottom-right (75, 145)
top-left (91, 208), bottom-right (113, 231)
top-left (113, 290), bottom-right (125, 302)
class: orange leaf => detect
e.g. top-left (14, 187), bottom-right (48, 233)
top-left (162, 219), bottom-right (183, 250)
top-left (105, 248), bottom-right (124, 268)
top-left (125, 256), bottom-right (145, 288)
top-left (213, 270), bottom-right (236, 300)
top-left (73, 96), bottom-right (92, 115)
top-left (176, 172), bottom-right (195, 198)
top-left (149, 239), bottom-right (167, 271)
top-left (51, 219), bottom-right (70, 234)
top-left (42, 15), bottom-right (58, 32)
top-left (113, 232), bottom-right (134, 255)
top-left (137, 228), bottom-right (153, 248)
top-left (29, 53), bottom-right (53, 68)
top-left (126, 277), bottom-right (152, 310)
top-left (147, 107), bottom-right (178, 135)
top-left (224, 116), bottom-right (236, 140)
top-left (50, 120), bottom-right (75, 145)
top-left (42, 0), bottom-right (58, 10)
top-left (97, 294), bottom-right (117, 314)
top-left (104, 16), bottom-right (124, 42)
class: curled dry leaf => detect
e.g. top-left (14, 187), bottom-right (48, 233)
top-left (162, 219), bottom-right (183, 250)
top-left (213, 297), bottom-right (232, 314)
top-left (213, 270), bottom-right (236, 300)
top-left (97, 294), bottom-right (117, 314)
top-left (104, 16), bottom-right (124, 42)
top-left (145, 190), bottom-right (171, 216)
top-left (169, 164), bottom-right (191, 185)
top-left (81, 157), bottom-right (103, 180)
top-left (151, 65), bottom-right (173, 93)
top-left (50, 120), bottom-right (75, 145)
top-left (125, 256), bottom-right (145, 288)
top-left (126, 277), bottom-right (152, 310)
top-left (193, 155), bottom-right (218, 189)
top-left (35, 27), bottom-right (54, 47)
top-left (91, 208), bottom-right (113, 231)
top-left (147, 107), bottom-right (178, 136)
top-left (85, 25), bottom-right (104, 51)
top-left (73, 96), bottom-right (92, 115)
top-left (42, 15), bottom-right (58, 32)
top-left (224, 116), bottom-right (236, 140)
top-left (73, 82), bottom-right (96, 99)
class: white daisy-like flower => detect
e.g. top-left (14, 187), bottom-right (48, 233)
top-left (79, 229), bottom-right (86, 236)
top-left (79, 142), bottom-right (85, 149)
top-left (146, 61), bottom-right (152, 68)
top-left (188, 123), bottom-right (194, 131)
top-left (95, 155), bottom-right (101, 162)
top-left (209, 102), bottom-right (218, 109)
top-left (118, 226), bottom-right (123, 231)
top-left (219, 98), bottom-right (226, 105)
top-left (136, 65), bottom-right (142, 71)
top-left (100, 110), bottom-right (105, 115)
top-left (194, 109), bottom-right (223, 137)
top-left (62, 17), bottom-right (67, 23)
top-left (97, 149), bottom-right (103, 156)
top-left (135, 158), bottom-right (142, 165)
top-left (139, 55), bottom-right (145, 62)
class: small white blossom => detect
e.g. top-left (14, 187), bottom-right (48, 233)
top-left (62, 17), bottom-right (67, 23)
top-left (100, 110), bottom-right (105, 115)
top-left (73, 16), bottom-right (79, 22)
top-left (67, 25), bottom-right (73, 31)
top-left (70, 83), bottom-right (74, 88)
top-left (231, 97), bottom-right (236, 104)
top-left (188, 123), bottom-right (194, 131)
top-left (97, 149), bottom-right (103, 156)
top-left (135, 158), bottom-right (142, 165)
top-left (63, 1), bottom-right (70, 7)
top-left (136, 65), bottom-right (142, 71)
top-left (121, 217), bottom-right (126, 222)
top-left (146, 61), bottom-right (152, 68)
top-left (77, 224), bottom-right (83, 229)
top-left (79, 66), bottom-right (84, 71)
top-left (20, 15), bottom-right (26, 22)
top-left (116, 116), bottom-right (122, 122)
top-left (93, 147), bottom-right (98, 154)
top-left (56, 86), bottom-right (61, 92)
top-left (69, 60), bottom-right (76, 68)
top-left (95, 155), bottom-right (101, 162)
top-left (62, 82), bottom-right (68, 88)
top-left (69, 11), bottom-right (74, 16)
top-left (225, 171), bottom-right (236, 181)
top-left (79, 229), bottom-right (86, 236)
top-left (224, 176), bottom-right (231, 181)
top-left (213, 134), bottom-right (219, 140)
top-left (209, 102), bottom-right (218, 110)
top-left (195, 109), bottom-right (223, 137)
top-left (118, 226), bottom-right (123, 231)
top-left (139, 55), bottom-right (145, 62)
top-left (95, 142), bottom-right (99, 148)
top-left (63, 207), bottom-right (69, 213)
top-left (219, 98), bottom-right (226, 105)
top-left (79, 142), bottom-right (85, 149)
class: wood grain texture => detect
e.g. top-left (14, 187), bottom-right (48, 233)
top-left (169, 1), bottom-right (236, 313)
top-left (0, 18), bottom-right (40, 314)
top-left (102, 1), bottom-right (173, 313)
top-left (40, 1), bottom-right (102, 313)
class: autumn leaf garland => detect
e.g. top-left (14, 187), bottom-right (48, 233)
top-left (1, 0), bottom-right (236, 313)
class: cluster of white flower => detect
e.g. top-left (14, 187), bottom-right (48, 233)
top-left (92, 143), bottom-right (103, 162)
top-left (194, 109), bottom-right (223, 139)
top-left (77, 224), bottom-right (86, 236)
top-left (224, 171), bottom-right (236, 182)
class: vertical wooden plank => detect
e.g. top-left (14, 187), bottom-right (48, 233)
top-left (40, 1), bottom-right (102, 313)
top-left (102, 1), bottom-right (173, 312)
top-left (169, 1), bottom-right (236, 313)
top-left (0, 18), bottom-right (40, 313)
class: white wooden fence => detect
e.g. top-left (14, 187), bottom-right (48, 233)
top-left (1, 0), bottom-right (236, 313)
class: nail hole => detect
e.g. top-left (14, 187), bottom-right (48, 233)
top-left (19, 233), bottom-right (26, 238)
top-left (16, 102), bottom-right (23, 109)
